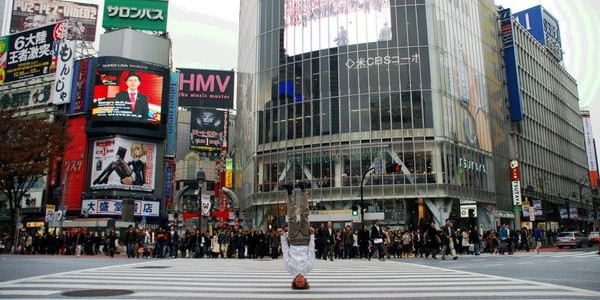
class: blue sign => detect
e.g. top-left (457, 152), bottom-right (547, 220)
top-left (165, 163), bottom-right (172, 199)
top-left (513, 5), bottom-right (562, 61)
top-left (166, 71), bottom-right (179, 157)
top-left (499, 8), bottom-right (524, 122)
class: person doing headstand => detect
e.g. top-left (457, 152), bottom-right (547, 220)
top-left (278, 182), bottom-right (315, 290)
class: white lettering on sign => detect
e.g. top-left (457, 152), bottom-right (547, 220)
top-left (345, 53), bottom-right (420, 69)
top-left (511, 181), bottom-right (522, 205)
top-left (107, 6), bottom-right (164, 20)
top-left (458, 158), bottom-right (487, 173)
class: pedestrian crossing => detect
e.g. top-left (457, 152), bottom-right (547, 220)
top-left (0, 259), bottom-right (599, 299)
top-left (509, 250), bottom-right (599, 259)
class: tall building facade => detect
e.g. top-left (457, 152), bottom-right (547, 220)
top-left (236, 0), bottom-right (510, 230)
top-left (505, 6), bottom-right (591, 231)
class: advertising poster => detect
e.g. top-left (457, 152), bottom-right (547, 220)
top-left (177, 68), bottom-right (234, 109)
top-left (582, 112), bottom-right (599, 190)
top-left (559, 206), bottom-right (568, 219)
top-left (533, 199), bottom-right (543, 216)
top-left (90, 136), bottom-right (156, 192)
top-left (284, 0), bottom-right (392, 56)
top-left (10, 0), bottom-right (99, 42)
top-left (0, 22), bottom-right (67, 84)
top-left (0, 81), bottom-right (51, 108)
top-left (61, 116), bottom-right (87, 212)
top-left (190, 108), bottom-right (228, 152)
top-left (70, 58), bottom-right (92, 113)
top-left (81, 199), bottom-right (160, 217)
top-left (90, 57), bottom-right (168, 125)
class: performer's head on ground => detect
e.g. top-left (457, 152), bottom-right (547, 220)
top-left (292, 274), bottom-right (310, 290)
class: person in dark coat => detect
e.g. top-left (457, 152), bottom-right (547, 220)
top-left (167, 225), bottom-right (179, 258)
top-left (370, 220), bottom-right (385, 261)
top-left (358, 225), bottom-right (370, 259)
top-left (323, 221), bottom-right (335, 261)
top-left (425, 222), bottom-right (439, 259)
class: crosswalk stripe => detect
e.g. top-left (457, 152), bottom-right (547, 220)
top-left (1, 259), bottom-right (598, 299)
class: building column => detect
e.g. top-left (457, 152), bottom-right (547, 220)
top-left (334, 159), bottom-right (343, 188)
top-left (425, 198), bottom-right (454, 226)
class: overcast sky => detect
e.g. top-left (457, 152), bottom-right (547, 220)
top-left (48, 0), bottom-right (600, 144)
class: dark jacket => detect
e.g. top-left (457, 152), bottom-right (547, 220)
top-left (114, 91), bottom-right (149, 119)
top-left (371, 225), bottom-right (383, 241)
top-left (324, 228), bottom-right (336, 245)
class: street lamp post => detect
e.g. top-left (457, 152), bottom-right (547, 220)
top-left (360, 166), bottom-right (375, 226)
top-left (196, 170), bottom-right (206, 231)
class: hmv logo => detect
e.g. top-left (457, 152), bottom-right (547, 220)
top-left (179, 73), bottom-right (231, 93)
top-left (177, 69), bottom-right (235, 109)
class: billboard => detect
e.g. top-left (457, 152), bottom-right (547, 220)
top-left (499, 8), bottom-right (524, 122)
top-left (510, 159), bottom-right (521, 205)
top-left (190, 108), bottom-right (228, 152)
top-left (90, 136), bottom-right (157, 192)
top-left (582, 111), bottom-right (599, 190)
top-left (10, 0), bottom-right (99, 42)
top-left (513, 5), bottom-right (562, 61)
top-left (0, 21), bottom-right (67, 85)
top-left (89, 56), bottom-right (169, 126)
top-left (81, 198), bottom-right (160, 217)
top-left (70, 57), bottom-right (93, 114)
top-left (61, 116), bottom-right (87, 212)
top-left (0, 81), bottom-right (52, 108)
top-left (51, 39), bottom-right (75, 104)
top-left (102, 0), bottom-right (168, 32)
top-left (166, 71), bottom-right (179, 157)
top-left (284, 0), bottom-right (392, 56)
top-left (177, 69), bottom-right (234, 109)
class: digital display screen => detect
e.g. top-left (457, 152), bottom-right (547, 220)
top-left (284, 0), bottom-right (392, 56)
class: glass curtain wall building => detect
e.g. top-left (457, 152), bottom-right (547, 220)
top-left (236, 0), bottom-right (510, 230)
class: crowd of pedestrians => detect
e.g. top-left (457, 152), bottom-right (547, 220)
top-left (4, 221), bottom-right (573, 259)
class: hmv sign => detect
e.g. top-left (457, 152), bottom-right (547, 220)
top-left (177, 68), bottom-right (234, 109)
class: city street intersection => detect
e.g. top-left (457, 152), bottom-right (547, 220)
top-left (0, 249), bottom-right (598, 299)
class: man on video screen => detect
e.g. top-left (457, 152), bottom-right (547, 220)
top-left (114, 72), bottom-right (149, 119)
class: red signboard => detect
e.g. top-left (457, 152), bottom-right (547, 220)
top-left (510, 159), bottom-right (520, 181)
top-left (62, 116), bottom-right (87, 212)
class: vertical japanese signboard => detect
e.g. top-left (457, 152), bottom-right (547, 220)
top-left (582, 111), bottom-right (599, 190)
top-left (510, 159), bottom-right (522, 205)
top-left (51, 39), bottom-right (75, 104)
top-left (499, 8), bottom-right (523, 122)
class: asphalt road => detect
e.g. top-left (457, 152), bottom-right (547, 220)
top-left (394, 247), bottom-right (600, 292)
top-left (0, 255), bottom-right (134, 282)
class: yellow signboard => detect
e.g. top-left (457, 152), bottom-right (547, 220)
top-left (225, 170), bottom-right (233, 188)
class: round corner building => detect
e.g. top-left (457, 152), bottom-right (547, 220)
top-left (235, 0), bottom-right (512, 231)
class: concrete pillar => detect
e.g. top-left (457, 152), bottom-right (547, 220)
top-left (425, 198), bottom-right (454, 227)
top-left (334, 159), bottom-right (343, 187)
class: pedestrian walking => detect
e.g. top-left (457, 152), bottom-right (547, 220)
top-left (371, 220), bottom-right (385, 261)
top-left (440, 219), bottom-right (458, 260)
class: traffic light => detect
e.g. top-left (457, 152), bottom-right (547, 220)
top-left (386, 162), bottom-right (402, 173)
top-left (352, 204), bottom-right (359, 216)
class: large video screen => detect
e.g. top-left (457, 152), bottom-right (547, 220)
top-left (90, 136), bottom-right (157, 192)
top-left (90, 57), bottom-right (168, 126)
top-left (284, 0), bottom-right (392, 56)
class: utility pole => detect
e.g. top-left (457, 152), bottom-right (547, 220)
top-left (360, 166), bottom-right (375, 226)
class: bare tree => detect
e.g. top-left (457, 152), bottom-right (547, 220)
top-left (0, 108), bottom-right (68, 241)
